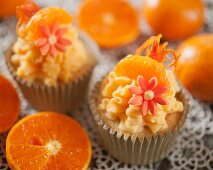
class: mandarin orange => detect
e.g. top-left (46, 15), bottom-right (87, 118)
top-left (0, 73), bottom-right (20, 134)
top-left (77, 0), bottom-right (139, 47)
top-left (143, 0), bottom-right (204, 40)
top-left (114, 55), bottom-right (169, 86)
top-left (6, 112), bottom-right (92, 170)
top-left (175, 34), bottom-right (213, 102)
top-left (19, 7), bottom-right (73, 39)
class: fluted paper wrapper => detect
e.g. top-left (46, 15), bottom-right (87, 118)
top-left (6, 41), bottom-right (96, 114)
top-left (89, 81), bottom-right (189, 165)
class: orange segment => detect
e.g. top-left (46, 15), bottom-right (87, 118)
top-left (114, 55), bottom-right (169, 86)
top-left (77, 0), bottom-right (139, 47)
top-left (0, 73), bottom-right (20, 134)
top-left (22, 7), bottom-right (72, 39)
top-left (6, 112), bottom-right (92, 170)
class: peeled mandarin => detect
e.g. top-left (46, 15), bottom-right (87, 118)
top-left (114, 55), bottom-right (169, 86)
top-left (23, 7), bottom-right (72, 39)
top-left (0, 73), bottom-right (20, 134)
top-left (6, 112), bottom-right (92, 170)
top-left (175, 34), bottom-right (213, 102)
top-left (77, 0), bottom-right (139, 47)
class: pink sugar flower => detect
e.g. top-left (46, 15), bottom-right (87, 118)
top-left (35, 22), bottom-right (71, 56)
top-left (128, 75), bottom-right (169, 116)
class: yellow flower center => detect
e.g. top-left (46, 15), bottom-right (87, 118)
top-left (48, 35), bottom-right (57, 45)
top-left (144, 90), bottom-right (154, 100)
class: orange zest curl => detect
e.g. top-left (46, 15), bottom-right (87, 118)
top-left (135, 34), bottom-right (180, 66)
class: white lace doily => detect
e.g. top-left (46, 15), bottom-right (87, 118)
top-left (0, 0), bottom-right (213, 170)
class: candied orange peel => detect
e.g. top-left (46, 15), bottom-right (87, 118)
top-left (16, 2), bottom-right (40, 31)
top-left (135, 34), bottom-right (180, 66)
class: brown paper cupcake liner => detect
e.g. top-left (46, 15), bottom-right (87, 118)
top-left (6, 46), bottom-right (96, 114)
top-left (89, 80), bottom-right (189, 165)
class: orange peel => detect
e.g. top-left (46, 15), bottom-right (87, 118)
top-left (135, 34), bottom-right (180, 66)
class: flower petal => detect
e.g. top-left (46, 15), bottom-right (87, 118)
top-left (35, 38), bottom-right (47, 47)
top-left (129, 95), bottom-right (143, 106)
top-left (56, 27), bottom-right (68, 38)
top-left (55, 43), bottom-right (66, 52)
top-left (50, 45), bottom-right (57, 56)
top-left (148, 76), bottom-right (158, 90)
top-left (128, 86), bottom-right (143, 95)
top-left (58, 38), bottom-right (71, 46)
top-left (137, 75), bottom-right (147, 91)
top-left (41, 25), bottom-right (50, 36)
top-left (40, 43), bottom-right (50, 56)
top-left (153, 96), bottom-right (168, 105)
top-left (148, 100), bottom-right (157, 115)
top-left (141, 100), bottom-right (148, 116)
top-left (153, 85), bottom-right (169, 95)
top-left (51, 22), bottom-right (59, 34)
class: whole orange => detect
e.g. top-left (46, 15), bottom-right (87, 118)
top-left (0, 0), bottom-right (29, 18)
top-left (143, 0), bottom-right (204, 40)
top-left (175, 34), bottom-right (213, 102)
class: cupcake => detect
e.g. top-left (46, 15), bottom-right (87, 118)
top-left (89, 35), bottom-right (188, 165)
top-left (6, 3), bottom-right (96, 113)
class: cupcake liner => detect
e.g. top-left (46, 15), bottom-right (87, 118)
top-left (6, 43), bottom-right (96, 114)
top-left (89, 80), bottom-right (189, 165)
